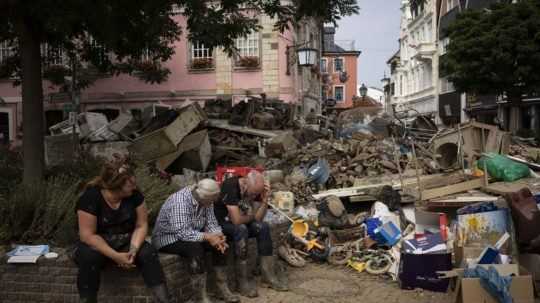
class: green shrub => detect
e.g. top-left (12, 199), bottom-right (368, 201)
top-left (0, 175), bottom-right (80, 245)
top-left (135, 166), bottom-right (178, 226)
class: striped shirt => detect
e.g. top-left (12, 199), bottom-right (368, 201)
top-left (152, 186), bottom-right (222, 249)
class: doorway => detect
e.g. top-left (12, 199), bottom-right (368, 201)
top-left (0, 112), bottom-right (10, 144)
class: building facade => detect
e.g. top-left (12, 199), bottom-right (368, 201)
top-left (321, 27), bottom-right (361, 109)
top-left (0, 12), bottom-right (323, 142)
top-left (390, 0), bottom-right (439, 121)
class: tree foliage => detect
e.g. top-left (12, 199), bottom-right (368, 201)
top-left (0, 0), bottom-right (359, 87)
top-left (440, 0), bottom-right (540, 100)
top-left (0, 0), bottom-right (358, 184)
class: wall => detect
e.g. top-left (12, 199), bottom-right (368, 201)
top-left (323, 54), bottom-right (358, 109)
top-left (0, 224), bottom-right (288, 303)
top-left (0, 12), bottom-right (299, 140)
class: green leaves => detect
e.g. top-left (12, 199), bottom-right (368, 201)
top-left (441, 0), bottom-right (540, 98)
top-left (0, 0), bottom-right (359, 85)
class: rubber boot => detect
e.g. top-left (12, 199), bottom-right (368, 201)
top-left (237, 260), bottom-right (258, 298)
top-left (214, 266), bottom-right (240, 303)
top-left (260, 256), bottom-right (289, 291)
top-left (151, 283), bottom-right (174, 303)
top-left (186, 273), bottom-right (214, 303)
top-left (80, 296), bottom-right (97, 303)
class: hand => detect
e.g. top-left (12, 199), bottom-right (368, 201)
top-left (114, 252), bottom-right (135, 269)
top-left (216, 242), bottom-right (229, 254)
top-left (127, 244), bottom-right (139, 263)
top-left (205, 233), bottom-right (226, 247)
top-left (261, 182), bottom-right (271, 204)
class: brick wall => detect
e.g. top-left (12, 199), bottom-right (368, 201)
top-left (0, 224), bottom-right (288, 303)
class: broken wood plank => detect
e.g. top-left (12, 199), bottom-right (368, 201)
top-left (208, 119), bottom-right (278, 138)
top-left (429, 196), bottom-right (498, 203)
top-left (420, 178), bottom-right (484, 201)
top-left (483, 181), bottom-right (531, 195)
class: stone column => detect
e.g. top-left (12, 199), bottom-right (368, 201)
top-left (261, 15), bottom-right (280, 99)
top-left (215, 48), bottom-right (233, 98)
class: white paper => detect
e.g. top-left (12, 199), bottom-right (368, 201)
top-left (7, 255), bottom-right (40, 263)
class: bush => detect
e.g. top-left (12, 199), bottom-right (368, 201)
top-left (0, 154), bottom-right (178, 246)
top-left (135, 166), bottom-right (178, 226)
top-left (0, 175), bottom-right (80, 245)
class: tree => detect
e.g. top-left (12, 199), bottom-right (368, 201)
top-left (0, 0), bottom-right (359, 185)
top-left (440, 0), bottom-right (540, 129)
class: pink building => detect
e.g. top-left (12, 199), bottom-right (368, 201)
top-left (0, 14), bottom-right (323, 143)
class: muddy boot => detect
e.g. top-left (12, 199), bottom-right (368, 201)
top-left (237, 260), bottom-right (258, 298)
top-left (151, 283), bottom-right (174, 303)
top-left (214, 266), bottom-right (241, 303)
top-left (80, 297), bottom-right (97, 303)
top-left (261, 256), bottom-right (289, 291)
top-left (187, 273), bottom-right (214, 303)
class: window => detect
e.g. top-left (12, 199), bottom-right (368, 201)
top-left (190, 41), bottom-right (214, 70)
top-left (334, 58), bottom-right (344, 73)
top-left (321, 86), bottom-right (327, 100)
top-left (191, 41), bottom-right (213, 60)
top-left (439, 37), bottom-right (450, 55)
top-left (320, 58), bottom-right (327, 73)
top-left (235, 31), bottom-right (260, 58)
top-left (41, 44), bottom-right (67, 66)
top-left (334, 86), bottom-right (345, 102)
top-left (0, 41), bottom-right (13, 65)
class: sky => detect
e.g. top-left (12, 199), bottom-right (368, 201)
top-left (335, 0), bottom-right (401, 89)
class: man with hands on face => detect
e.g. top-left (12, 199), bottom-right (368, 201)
top-left (153, 179), bottom-right (239, 303)
top-left (214, 171), bottom-right (288, 298)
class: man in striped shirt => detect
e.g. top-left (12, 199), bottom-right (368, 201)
top-left (152, 179), bottom-right (239, 303)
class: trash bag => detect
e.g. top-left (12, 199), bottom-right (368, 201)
top-left (463, 266), bottom-right (512, 303)
top-left (478, 153), bottom-right (530, 182)
top-left (306, 159), bottom-right (330, 185)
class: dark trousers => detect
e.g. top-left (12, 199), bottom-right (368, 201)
top-left (221, 221), bottom-right (273, 257)
top-left (159, 240), bottom-right (227, 274)
top-left (75, 241), bottom-right (165, 299)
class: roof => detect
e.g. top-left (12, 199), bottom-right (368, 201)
top-left (386, 50), bottom-right (400, 64)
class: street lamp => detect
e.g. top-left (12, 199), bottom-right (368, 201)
top-left (296, 47), bottom-right (319, 67)
top-left (359, 83), bottom-right (368, 101)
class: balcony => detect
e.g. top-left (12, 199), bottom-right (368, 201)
top-left (412, 42), bottom-right (436, 62)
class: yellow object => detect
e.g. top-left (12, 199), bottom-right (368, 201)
top-left (290, 220), bottom-right (309, 238)
top-left (347, 260), bottom-right (366, 273)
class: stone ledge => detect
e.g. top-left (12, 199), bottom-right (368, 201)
top-left (0, 223), bottom-right (289, 302)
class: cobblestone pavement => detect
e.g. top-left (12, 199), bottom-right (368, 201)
top-left (242, 263), bottom-right (453, 303)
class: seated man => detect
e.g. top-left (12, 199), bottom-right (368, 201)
top-left (214, 170), bottom-right (288, 298)
top-left (152, 179), bottom-right (239, 303)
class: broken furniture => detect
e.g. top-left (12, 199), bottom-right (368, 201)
top-left (128, 103), bottom-right (207, 161)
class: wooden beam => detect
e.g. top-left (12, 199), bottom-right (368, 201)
top-left (208, 119), bottom-right (278, 138)
top-left (420, 178), bottom-right (484, 201)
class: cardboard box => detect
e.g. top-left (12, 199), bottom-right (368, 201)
top-left (454, 265), bottom-right (534, 303)
top-left (129, 103), bottom-right (207, 161)
top-left (157, 130), bottom-right (212, 173)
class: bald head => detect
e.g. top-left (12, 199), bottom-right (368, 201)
top-left (245, 170), bottom-right (265, 196)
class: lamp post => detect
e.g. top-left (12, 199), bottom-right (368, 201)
top-left (359, 83), bottom-right (368, 102)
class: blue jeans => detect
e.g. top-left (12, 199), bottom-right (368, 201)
top-left (221, 221), bottom-right (273, 259)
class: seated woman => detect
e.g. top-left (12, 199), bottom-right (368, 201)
top-left (74, 159), bottom-right (173, 303)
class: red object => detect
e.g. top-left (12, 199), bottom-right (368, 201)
top-left (215, 166), bottom-right (265, 183)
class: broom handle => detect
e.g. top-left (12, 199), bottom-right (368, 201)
top-left (267, 201), bottom-right (295, 223)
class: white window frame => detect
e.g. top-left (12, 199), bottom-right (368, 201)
top-left (41, 44), bottom-right (67, 66)
top-left (334, 57), bottom-right (345, 73)
top-left (320, 58), bottom-right (328, 73)
top-left (191, 41), bottom-right (213, 60)
top-left (334, 85), bottom-right (345, 102)
top-left (235, 31), bottom-right (260, 58)
top-left (0, 41), bottom-right (14, 65)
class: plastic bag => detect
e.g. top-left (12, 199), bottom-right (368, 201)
top-left (478, 153), bottom-right (530, 182)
